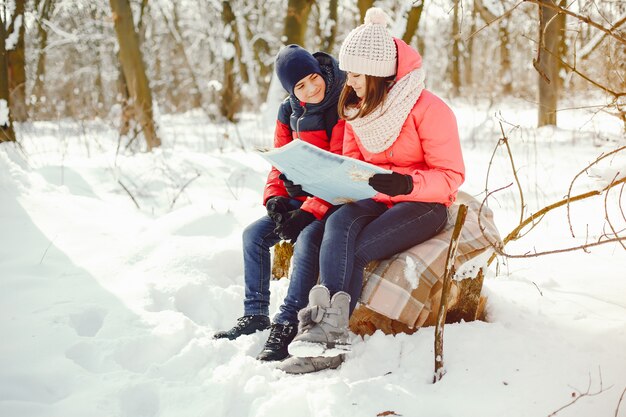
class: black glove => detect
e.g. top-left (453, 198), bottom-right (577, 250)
top-left (273, 209), bottom-right (316, 241)
top-left (368, 172), bottom-right (414, 196)
top-left (279, 173), bottom-right (312, 198)
top-left (266, 196), bottom-right (291, 223)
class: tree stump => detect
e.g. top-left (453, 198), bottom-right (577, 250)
top-left (270, 242), bottom-right (487, 335)
top-left (349, 269), bottom-right (486, 336)
top-left (271, 241), bottom-right (294, 279)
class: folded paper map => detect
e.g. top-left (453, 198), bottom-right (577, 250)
top-left (259, 140), bottom-right (391, 204)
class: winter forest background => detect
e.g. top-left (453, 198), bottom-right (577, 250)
top-left (1, 0), bottom-right (626, 417)
top-left (0, 0), bottom-right (624, 137)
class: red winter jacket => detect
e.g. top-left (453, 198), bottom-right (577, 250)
top-left (343, 39), bottom-right (465, 207)
top-left (263, 52), bottom-right (346, 219)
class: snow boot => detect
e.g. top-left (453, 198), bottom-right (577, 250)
top-left (277, 354), bottom-right (344, 374)
top-left (288, 285), bottom-right (351, 358)
top-left (256, 322), bottom-right (298, 361)
top-left (213, 315), bottom-right (270, 340)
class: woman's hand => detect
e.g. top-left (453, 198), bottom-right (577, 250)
top-left (368, 172), bottom-right (414, 196)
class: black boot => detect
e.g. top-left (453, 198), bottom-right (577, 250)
top-left (256, 323), bottom-right (298, 361)
top-left (213, 315), bottom-right (270, 340)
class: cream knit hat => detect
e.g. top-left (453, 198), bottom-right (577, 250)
top-left (339, 7), bottom-right (397, 77)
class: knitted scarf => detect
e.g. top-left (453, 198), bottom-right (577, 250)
top-left (345, 68), bottom-right (425, 154)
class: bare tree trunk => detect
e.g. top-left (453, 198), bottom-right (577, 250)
top-left (0, 16), bottom-right (16, 142)
top-left (536, 0), bottom-right (565, 127)
top-left (322, 0), bottom-right (339, 52)
top-left (450, 0), bottom-right (461, 95)
top-left (7, 0), bottom-right (26, 122)
top-left (464, 2), bottom-right (477, 87)
top-left (159, 2), bottom-right (203, 109)
top-left (284, 0), bottom-right (315, 46)
top-left (475, 0), bottom-right (514, 95)
top-left (32, 0), bottom-right (53, 106)
top-left (499, 23), bottom-right (513, 94)
top-left (357, 0), bottom-right (375, 23)
top-left (109, 0), bottom-right (161, 150)
top-left (402, 1), bottom-right (424, 45)
top-left (221, 1), bottom-right (241, 122)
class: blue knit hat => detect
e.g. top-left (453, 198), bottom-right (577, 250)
top-left (275, 44), bottom-right (322, 95)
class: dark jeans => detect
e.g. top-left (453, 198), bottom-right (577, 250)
top-left (242, 199), bottom-right (327, 324)
top-left (318, 199), bottom-right (448, 313)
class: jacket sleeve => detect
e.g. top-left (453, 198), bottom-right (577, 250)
top-left (263, 101), bottom-right (293, 205)
top-left (392, 99), bottom-right (465, 206)
top-left (329, 119), bottom-right (346, 155)
top-left (342, 122), bottom-right (365, 160)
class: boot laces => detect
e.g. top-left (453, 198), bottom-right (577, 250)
top-left (233, 315), bottom-right (254, 331)
top-left (265, 324), bottom-right (294, 350)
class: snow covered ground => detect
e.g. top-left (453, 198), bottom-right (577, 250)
top-left (1, 99), bottom-right (625, 417)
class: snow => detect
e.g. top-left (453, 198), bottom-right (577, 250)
top-left (1, 99), bottom-right (626, 417)
top-left (5, 14), bottom-right (22, 51)
top-left (0, 99), bottom-right (9, 126)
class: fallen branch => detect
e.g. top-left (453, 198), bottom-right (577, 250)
top-left (170, 172), bottom-right (202, 210)
top-left (434, 204), bottom-right (468, 383)
top-left (547, 369), bottom-right (610, 416)
top-left (118, 180), bottom-right (141, 210)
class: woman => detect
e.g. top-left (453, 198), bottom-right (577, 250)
top-left (279, 8), bottom-right (465, 374)
top-left (214, 44), bottom-right (346, 363)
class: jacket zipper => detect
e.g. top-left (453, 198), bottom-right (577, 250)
top-left (295, 104), bottom-right (307, 140)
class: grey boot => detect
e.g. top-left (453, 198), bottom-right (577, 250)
top-left (277, 354), bottom-right (344, 374)
top-left (288, 285), bottom-right (351, 358)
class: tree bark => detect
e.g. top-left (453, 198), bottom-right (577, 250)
top-left (434, 204), bottom-right (468, 383)
top-left (109, 0), bottom-right (161, 150)
top-left (160, 2), bottom-right (203, 109)
top-left (402, 1), bottom-right (424, 45)
top-left (321, 0), bottom-right (338, 52)
top-left (32, 0), bottom-right (53, 104)
top-left (7, 0), bottom-right (26, 122)
top-left (357, 0), bottom-right (375, 23)
top-left (0, 16), bottom-right (16, 142)
top-left (450, 0), bottom-right (461, 95)
top-left (464, 2), bottom-right (477, 87)
top-left (220, 1), bottom-right (241, 122)
top-left (499, 24), bottom-right (513, 94)
top-left (536, 0), bottom-right (565, 127)
top-left (284, 0), bottom-right (315, 46)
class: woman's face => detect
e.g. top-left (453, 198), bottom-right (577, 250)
top-left (293, 73), bottom-right (326, 104)
top-left (346, 72), bottom-right (367, 98)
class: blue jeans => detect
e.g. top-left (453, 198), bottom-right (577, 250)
top-left (319, 199), bottom-right (448, 313)
top-left (242, 200), bottom-right (327, 324)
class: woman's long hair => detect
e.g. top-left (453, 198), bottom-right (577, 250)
top-left (338, 74), bottom-right (395, 121)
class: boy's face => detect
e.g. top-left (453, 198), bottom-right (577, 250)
top-left (293, 73), bottom-right (326, 104)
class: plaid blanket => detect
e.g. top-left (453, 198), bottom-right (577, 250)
top-left (359, 191), bottom-right (502, 328)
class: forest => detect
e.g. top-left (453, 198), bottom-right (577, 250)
top-left (0, 1), bottom-right (625, 416)
top-left (0, 0), bottom-right (624, 148)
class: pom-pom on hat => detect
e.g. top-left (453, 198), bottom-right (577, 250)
top-left (339, 7), bottom-right (397, 77)
top-left (275, 44), bottom-right (323, 95)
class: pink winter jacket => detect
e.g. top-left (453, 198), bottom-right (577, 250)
top-left (342, 38), bottom-right (465, 207)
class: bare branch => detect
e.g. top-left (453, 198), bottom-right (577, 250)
top-left (524, 0), bottom-right (626, 46)
top-left (170, 173), bottom-right (202, 210)
top-left (547, 370), bottom-right (610, 416)
top-left (578, 12), bottom-right (626, 60)
top-left (616, 386), bottom-right (626, 417)
top-left (118, 180), bottom-right (141, 210)
top-left (566, 145), bottom-right (626, 237)
top-left (486, 176), bottom-right (626, 264)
